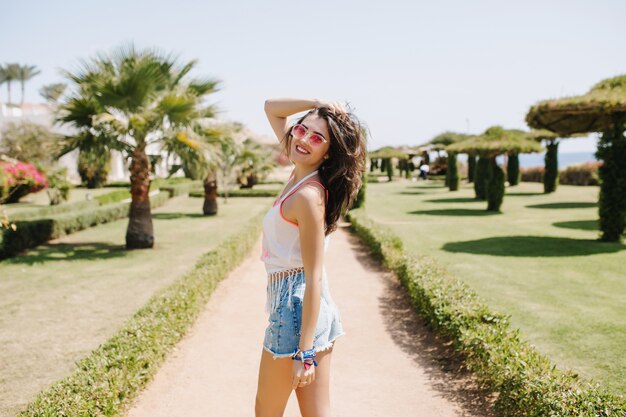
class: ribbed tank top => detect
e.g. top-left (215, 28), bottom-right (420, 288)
top-left (260, 169), bottom-right (330, 274)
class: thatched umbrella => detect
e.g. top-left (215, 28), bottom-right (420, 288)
top-left (526, 74), bottom-right (626, 241)
top-left (430, 132), bottom-right (472, 191)
top-left (447, 126), bottom-right (542, 211)
top-left (368, 146), bottom-right (408, 181)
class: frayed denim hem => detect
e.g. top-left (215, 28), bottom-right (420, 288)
top-left (263, 331), bottom-right (346, 360)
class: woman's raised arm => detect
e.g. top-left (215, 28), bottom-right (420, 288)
top-left (264, 98), bottom-right (319, 141)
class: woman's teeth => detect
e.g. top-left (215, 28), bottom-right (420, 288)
top-left (296, 145), bottom-right (310, 154)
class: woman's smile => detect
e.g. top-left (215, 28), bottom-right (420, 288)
top-left (295, 144), bottom-right (311, 155)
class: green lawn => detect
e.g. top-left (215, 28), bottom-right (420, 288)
top-left (365, 178), bottom-right (625, 395)
top-left (0, 195), bottom-right (272, 417)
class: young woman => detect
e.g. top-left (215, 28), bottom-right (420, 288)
top-left (255, 98), bottom-right (367, 417)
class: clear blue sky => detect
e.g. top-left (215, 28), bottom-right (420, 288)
top-left (3, 0), bottom-right (625, 152)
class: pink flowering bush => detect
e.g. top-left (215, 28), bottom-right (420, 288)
top-left (0, 161), bottom-right (48, 204)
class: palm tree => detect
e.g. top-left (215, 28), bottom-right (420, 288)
top-left (17, 64), bottom-right (41, 106)
top-left (57, 43), bottom-right (220, 248)
top-left (0, 63), bottom-right (21, 105)
top-left (39, 83), bottom-right (67, 103)
top-left (236, 137), bottom-right (276, 188)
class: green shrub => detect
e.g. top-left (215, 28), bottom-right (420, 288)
top-left (486, 159), bottom-right (505, 211)
top-left (520, 166), bottom-right (544, 183)
top-left (189, 187), bottom-right (281, 198)
top-left (559, 162), bottom-right (601, 186)
top-left (17, 206), bottom-right (267, 417)
top-left (474, 157), bottom-right (489, 200)
top-left (544, 142), bottom-right (559, 192)
top-left (468, 155), bottom-right (476, 183)
top-left (596, 122), bottom-right (626, 242)
top-left (446, 152), bottom-right (460, 191)
top-left (94, 189), bottom-right (131, 205)
top-left (506, 153), bottom-right (521, 186)
top-left (0, 192), bottom-right (169, 259)
top-left (345, 208), bottom-right (625, 417)
top-left (158, 180), bottom-right (202, 197)
top-left (9, 200), bottom-right (100, 222)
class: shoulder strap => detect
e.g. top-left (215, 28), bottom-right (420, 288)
top-left (280, 179), bottom-right (328, 205)
top-left (278, 170), bottom-right (319, 204)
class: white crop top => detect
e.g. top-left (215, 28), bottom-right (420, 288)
top-left (260, 169), bottom-right (330, 274)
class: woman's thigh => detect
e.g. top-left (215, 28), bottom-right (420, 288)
top-left (255, 348), bottom-right (294, 417)
top-left (295, 347), bottom-right (333, 417)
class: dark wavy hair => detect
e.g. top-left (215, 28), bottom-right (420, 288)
top-left (280, 105), bottom-right (367, 235)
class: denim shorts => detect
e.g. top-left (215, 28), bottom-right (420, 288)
top-left (263, 270), bottom-right (345, 359)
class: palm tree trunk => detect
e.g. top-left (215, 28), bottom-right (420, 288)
top-left (20, 80), bottom-right (25, 107)
top-left (126, 147), bottom-right (154, 249)
top-left (7, 82), bottom-right (12, 106)
top-left (203, 172), bottom-right (218, 215)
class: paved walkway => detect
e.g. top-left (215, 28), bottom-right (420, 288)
top-left (125, 221), bottom-right (495, 417)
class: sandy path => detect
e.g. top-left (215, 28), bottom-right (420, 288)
top-left (125, 221), bottom-right (494, 417)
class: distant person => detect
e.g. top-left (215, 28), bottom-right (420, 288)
top-left (419, 163), bottom-right (430, 180)
top-left (257, 98), bottom-right (367, 416)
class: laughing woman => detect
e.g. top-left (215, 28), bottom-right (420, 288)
top-left (255, 98), bottom-right (367, 417)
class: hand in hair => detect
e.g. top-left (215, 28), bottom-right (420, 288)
top-left (314, 98), bottom-right (348, 115)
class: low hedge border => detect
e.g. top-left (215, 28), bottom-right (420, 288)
top-left (345, 208), bottom-right (625, 417)
top-left (0, 191), bottom-right (169, 259)
top-left (9, 200), bottom-right (100, 222)
top-left (189, 188), bottom-right (281, 198)
top-left (17, 206), bottom-right (267, 417)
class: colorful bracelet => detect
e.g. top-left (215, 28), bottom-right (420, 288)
top-left (291, 347), bottom-right (318, 366)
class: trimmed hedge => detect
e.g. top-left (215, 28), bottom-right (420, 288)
top-left (521, 163), bottom-right (602, 187)
top-left (189, 188), bottom-right (281, 198)
top-left (17, 206), bottom-right (267, 417)
top-left (345, 208), bottom-right (625, 417)
top-left (520, 166), bottom-right (544, 183)
top-left (158, 180), bottom-right (202, 198)
top-left (0, 192), bottom-right (169, 259)
top-left (560, 162), bottom-right (601, 186)
top-left (94, 189), bottom-right (132, 205)
top-left (9, 200), bottom-right (100, 222)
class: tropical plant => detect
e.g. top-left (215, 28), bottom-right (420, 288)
top-left (16, 64), bottom-right (41, 106)
top-left (236, 138), bottom-right (276, 188)
top-left (39, 83), bottom-right (67, 103)
top-left (46, 167), bottom-right (72, 205)
top-left (0, 63), bottom-right (21, 106)
top-left (57, 43), bottom-right (220, 248)
top-left (77, 147), bottom-right (111, 188)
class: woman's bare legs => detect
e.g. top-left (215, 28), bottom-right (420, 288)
top-left (295, 347), bottom-right (333, 417)
top-left (255, 348), bottom-right (295, 417)
top-left (255, 346), bottom-right (334, 417)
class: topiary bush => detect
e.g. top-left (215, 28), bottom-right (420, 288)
top-left (544, 141), bottom-right (559, 193)
top-left (506, 153), bottom-right (521, 186)
top-left (474, 157), bottom-right (489, 200)
top-left (486, 158), bottom-right (505, 211)
top-left (468, 155), bottom-right (476, 183)
top-left (446, 152), bottom-right (460, 191)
